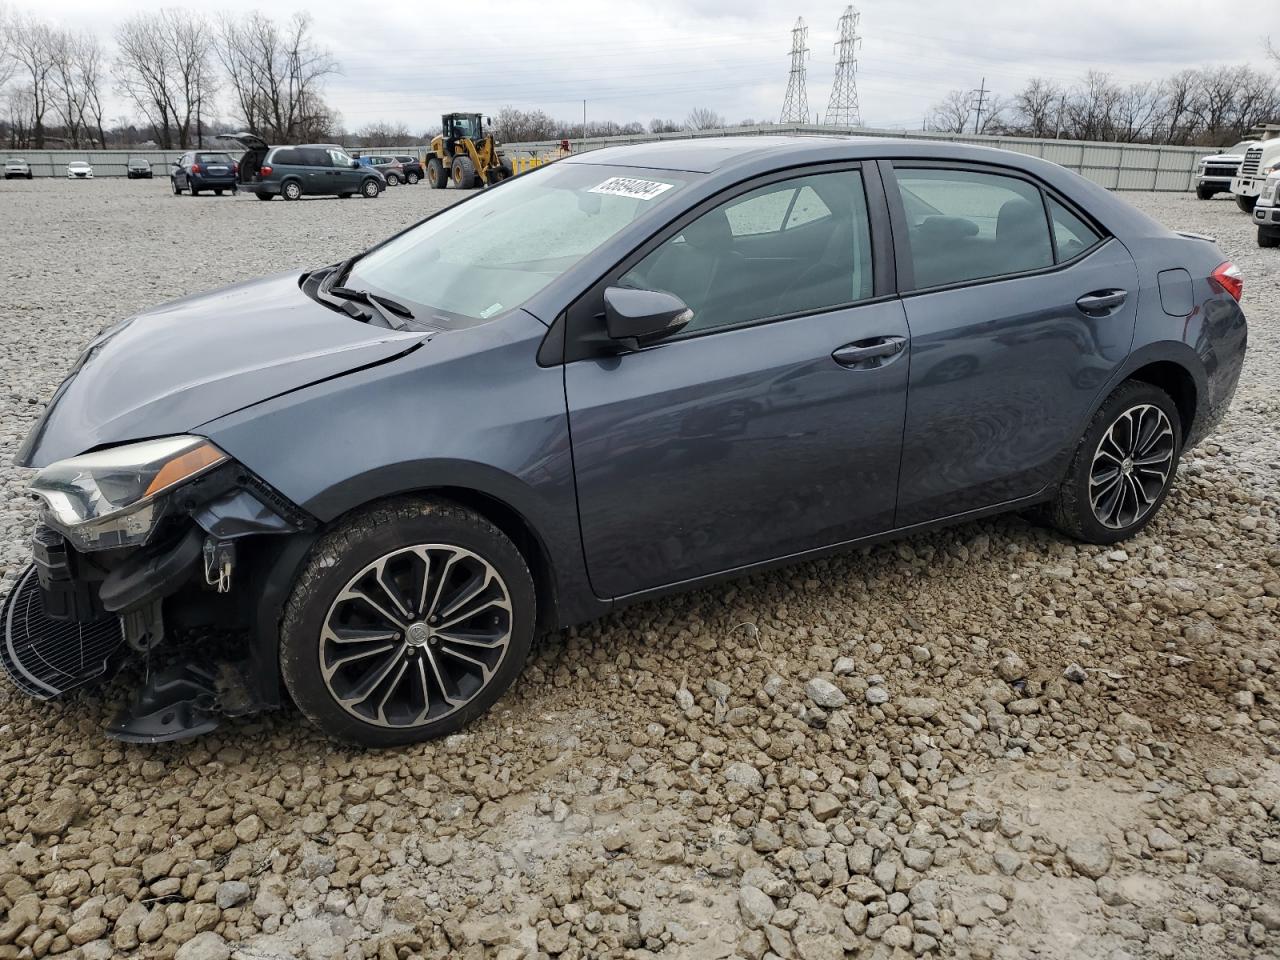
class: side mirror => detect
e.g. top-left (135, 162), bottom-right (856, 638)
top-left (350, 160), bottom-right (360, 168)
top-left (603, 286), bottom-right (693, 349)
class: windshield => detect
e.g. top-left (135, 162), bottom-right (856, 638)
top-left (447, 116), bottom-right (482, 140)
top-left (196, 153), bottom-right (233, 164)
top-left (346, 164), bottom-right (693, 323)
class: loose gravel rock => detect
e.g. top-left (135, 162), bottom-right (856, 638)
top-left (0, 181), bottom-right (1276, 959)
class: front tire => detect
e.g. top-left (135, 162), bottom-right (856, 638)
top-left (361, 178), bottom-right (380, 198)
top-left (452, 155), bottom-right (477, 189)
top-left (1260, 229), bottom-right (1280, 248)
top-left (1195, 183), bottom-right (1215, 200)
top-left (1236, 195), bottom-right (1257, 214)
top-left (1049, 381), bottom-right (1182, 545)
top-left (280, 497), bottom-right (536, 746)
top-left (171, 179), bottom-right (182, 195)
top-left (386, 173), bottom-right (400, 186)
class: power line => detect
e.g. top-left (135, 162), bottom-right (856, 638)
top-left (779, 17), bottom-right (810, 124)
top-left (825, 5), bottom-right (863, 127)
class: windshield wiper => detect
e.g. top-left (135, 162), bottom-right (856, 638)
top-left (330, 286), bottom-right (414, 321)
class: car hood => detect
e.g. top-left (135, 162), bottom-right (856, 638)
top-left (16, 272), bottom-right (428, 468)
top-left (1200, 152), bottom-right (1244, 163)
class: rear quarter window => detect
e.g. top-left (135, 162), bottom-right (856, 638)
top-left (270, 148), bottom-right (300, 166)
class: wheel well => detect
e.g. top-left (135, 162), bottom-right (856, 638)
top-left (401, 487), bottom-right (559, 634)
top-left (1127, 362), bottom-right (1196, 436)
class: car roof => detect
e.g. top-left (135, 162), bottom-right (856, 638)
top-left (560, 134), bottom-right (1066, 177)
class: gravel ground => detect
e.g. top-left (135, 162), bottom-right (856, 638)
top-left (0, 179), bottom-right (1277, 960)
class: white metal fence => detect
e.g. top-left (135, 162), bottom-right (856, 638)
top-left (503, 124), bottom-right (1210, 192)
top-left (4, 125), bottom-right (1210, 190)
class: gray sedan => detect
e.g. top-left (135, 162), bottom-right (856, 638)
top-left (4, 136), bottom-right (1248, 747)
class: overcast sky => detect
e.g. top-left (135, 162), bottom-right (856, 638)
top-left (16, 0), bottom-right (1278, 132)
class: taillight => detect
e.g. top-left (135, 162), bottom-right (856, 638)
top-left (232, 162), bottom-right (239, 174)
top-left (1210, 261), bottom-right (1243, 302)
top-left (190, 162), bottom-right (201, 173)
top-left (259, 165), bottom-right (272, 177)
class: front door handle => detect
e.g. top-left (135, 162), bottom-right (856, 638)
top-left (1076, 289), bottom-right (1128, 315)
top-left (832, 336), bottom-right (907, 369)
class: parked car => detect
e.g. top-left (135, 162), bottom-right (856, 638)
top-left (1195, 141), bottom-right (1255, 199)
top-left (1229, 124), bottom-right (1280, 213)
top-left (66, 161), bottom-right (93, 180)
top-left (4, 158), bottom-right (32, 180)
top-left (126, 158), bottom-right (154, 180)
top-left (394, 155), bottom-right (424, 184)
top-left (228, 133), bottom-right (384, 200)
top-left (171, 151), bottom-right (238, 195)
top-left (1252, 170), bottom-right (1280, 247)
top-left (357, 154), bottom-right (407, 186)
top-left (4, 137), bottom-right (1247, 747)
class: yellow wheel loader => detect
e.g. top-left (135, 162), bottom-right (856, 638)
top-left (425, 113), bottom-right (514, 189)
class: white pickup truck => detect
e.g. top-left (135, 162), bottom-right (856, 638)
top-left (1252, 170), bottom-right (1280, 247)
top-left (1230, 124), bottom-right (1280, 213)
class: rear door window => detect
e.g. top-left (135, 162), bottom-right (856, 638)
top-left (894, 168), bottom-right (1054, 289)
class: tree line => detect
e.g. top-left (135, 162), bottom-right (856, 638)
top-left (0, 6), bottom-right (339, 149)
top-left (927, 62), bottom-right (1280, 146)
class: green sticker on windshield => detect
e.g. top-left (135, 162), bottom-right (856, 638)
top-left (588, 177), bottom-right (675, 201)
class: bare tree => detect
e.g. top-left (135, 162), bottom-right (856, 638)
top-left (8, 12), bottom-right (55, 147)
top-left (926, 89), bottom-right (972, 134)
top-left (1012, 78), bottom-right (1062, 138)
top-left (649, 118), bottom-right (681, 134)
top-left (5, 84), bottom-right (33, 147)
top-left (0, 4), bottom-right (18, 91)
top-left (1113, 81), bottom-right (1163, 142)
top-left (685, 106), bottom-right (725, 131)
top-left (215, 12), bottom-right (337, 143)
top-left (493, 106), bottom-right (558, 143)
top-left (77, 34), bottom-right (109, 147)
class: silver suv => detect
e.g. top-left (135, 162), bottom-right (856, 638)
top-left (4, 158), bottom-right (32, 180)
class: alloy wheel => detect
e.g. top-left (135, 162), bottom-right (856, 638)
top-left (1088, 403), bottom-right (1175, 529)
top-left (319, 544), bottom-right (513, 728)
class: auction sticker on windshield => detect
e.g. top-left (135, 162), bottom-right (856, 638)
top-left (588, 177), bottom-right (675, 201)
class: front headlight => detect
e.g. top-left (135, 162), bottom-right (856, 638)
top-left (30, 436), bottom-right (228, 551)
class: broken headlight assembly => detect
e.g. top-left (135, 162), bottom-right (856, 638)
top-left (29, 436), bottom-right (229, 552)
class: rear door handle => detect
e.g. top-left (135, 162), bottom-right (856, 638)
top-left (1076, 289), bottom-right (1128, 315)
top-left (832, 336), bottom-right (907, 368)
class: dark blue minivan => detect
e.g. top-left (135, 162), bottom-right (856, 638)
top-left (6, 137), bottom-right (1247, 746)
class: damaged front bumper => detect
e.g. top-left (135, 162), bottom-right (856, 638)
top-left (1, 458), bottom-right (316, 742)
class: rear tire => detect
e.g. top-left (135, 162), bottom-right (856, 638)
top-left (1259, 230), bottom-right (1280, 248)
top-left (1236, 195), bottom-right (1257, 214)
top-left (279, 497), bottom-right (536, 747)
top-left (190, 185), bottom-right (200, 196)
top-left (255, 192), bottom-right (274, 201)
top-left (406, 171), bottom-right (420, 185)
top-left (361, 178), bottom-right (380, 199)
top-left (1049, 381), bottom-right (1182, 545)
top-left (426, 158), bottom-right (448, 189)
top-left (339, 193), bottom-right (353, 199)
top-left (215, 188), bottom-right (224, 196)
top-left (282, 180), bottom-right (302, 201)
top-left (452, 155), bottom-right (477, 189)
